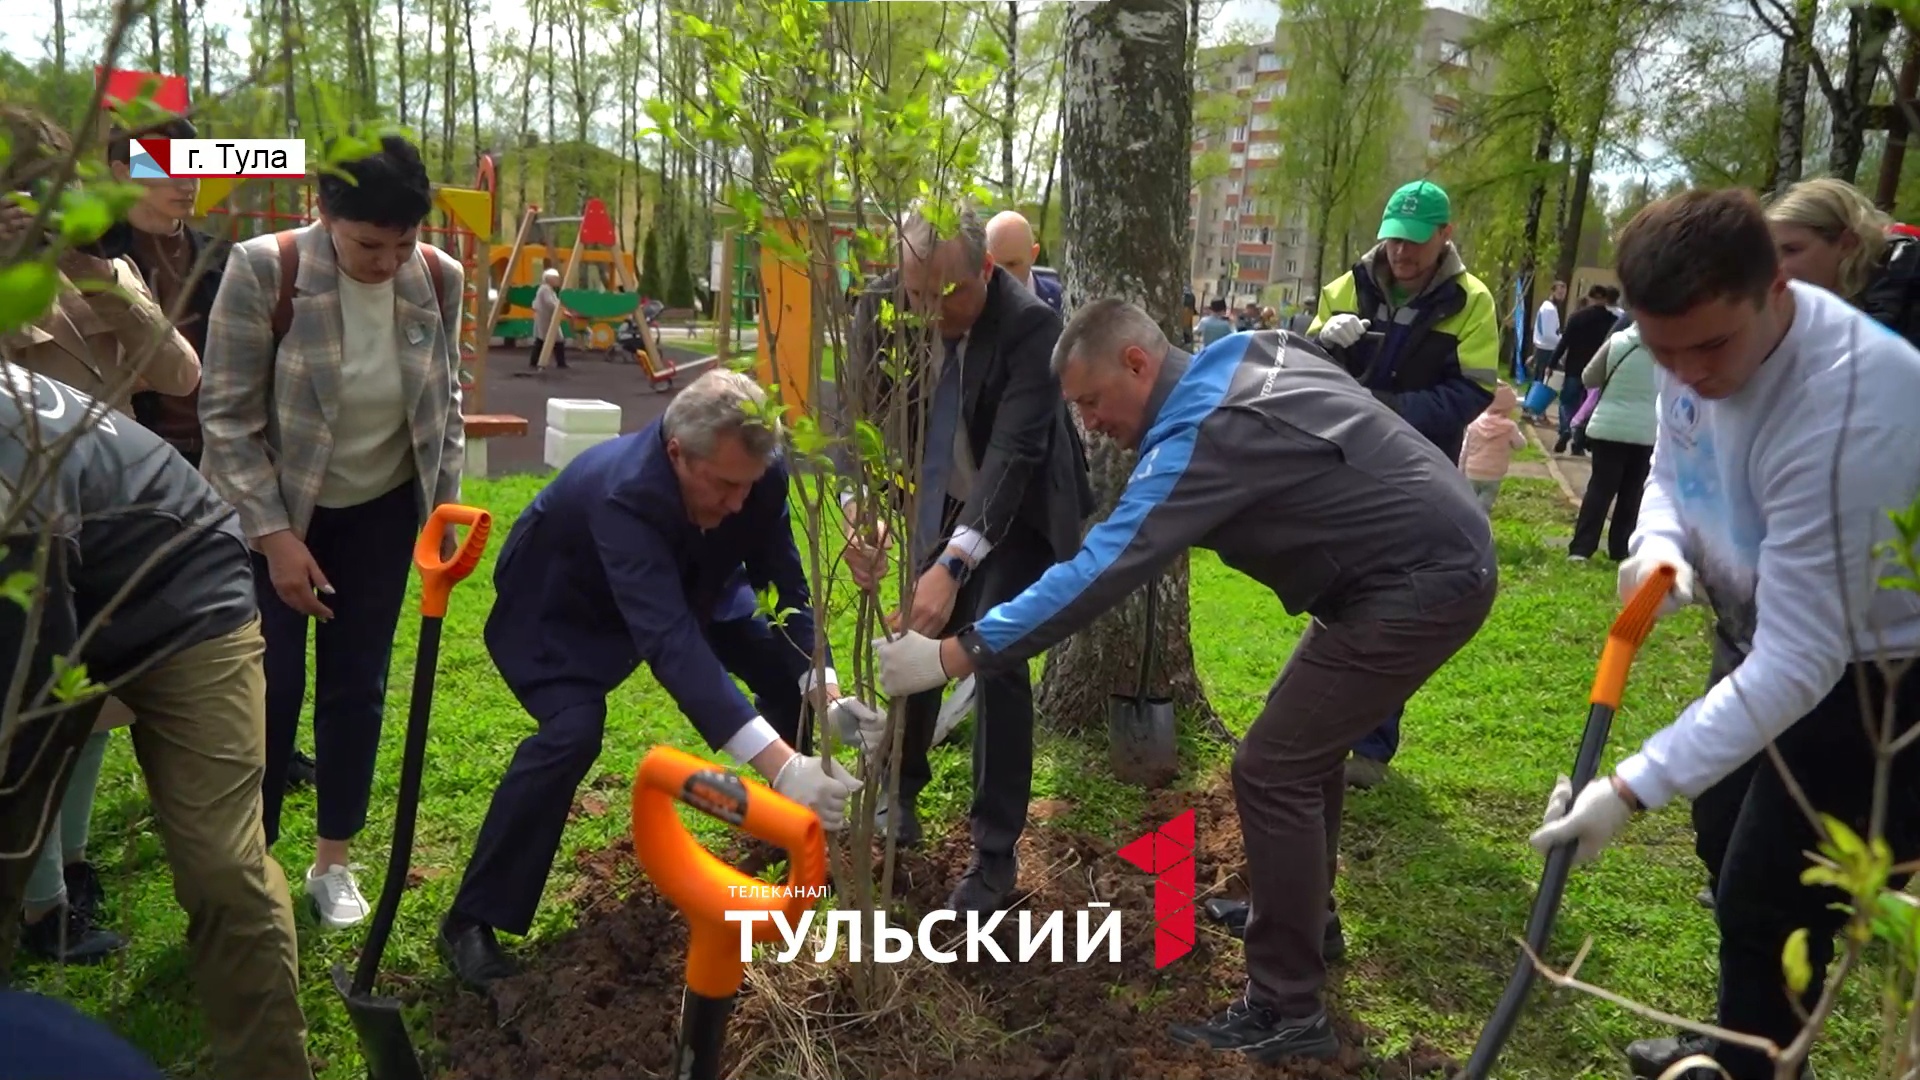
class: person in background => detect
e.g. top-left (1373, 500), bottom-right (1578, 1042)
top-left (201, 134), bottom-right (466, 930)
top-left (1531, 187), bottom-right (1920, 1080)
top-left (1237, 301), bottom-right (1262, 331)
top-left (1459, 382), bottom-right (1525, 514)
top-left (1286, 298), bottom-right (1316, 335)
top-left (529, 267), bottom-right (569, 369)
top-left (1566, 319), bottom-right (1657, 562)
top-left (1531, 279), bottom-right (1567, 383)
top-left (1182, 290), bottom-right (1198, 346)
top-left (985, 210), bottom-right (1063, 314)
top-left (0, 106), bottom-right (199, 964)
top-left (1197, 298), bottom-right (1234, 347)
top-left (1309, 178), bottom-right (1498, 790)
top-left (439, 371), bottom-right (878, 990)
top-left (1546, 284), bottom-right (1618, 455)
top-left (1767, 176), bottom-right (1920, 348)
top-left (1260, 306), bottom-right (1278, 329)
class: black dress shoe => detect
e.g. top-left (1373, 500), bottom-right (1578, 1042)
top-left (287, 750), bottom-right (317, 791)
top-left (1627, 1033), bottom-right (1814, 1080)
top-left (1167, 999), bottom-right (1338, 1063)
top-left (1200, 899), bottom-right (1345, 961)
top-left (874, 791), bottom-right (923, 849)
top-left (63, 860), bottom-right (106, 921)
top-left (946, 852), bottom-right (1016, 912)
top-left (438, 915), bottom-right (519, 992)
top-left (20, 903), bottom-right (128, 965)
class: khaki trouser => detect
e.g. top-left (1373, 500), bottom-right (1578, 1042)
top-left (1, 618), bottom-right (312, 1080)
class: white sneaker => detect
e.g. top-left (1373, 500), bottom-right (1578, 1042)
top-left (306, 863), bottom-right (371, 928)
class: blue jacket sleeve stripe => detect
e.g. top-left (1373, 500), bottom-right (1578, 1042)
top-left (969, 337), bottom-right (1244, 655)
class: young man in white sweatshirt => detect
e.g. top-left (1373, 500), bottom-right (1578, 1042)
top-left (1530, 187), bottom-right (1920, 1080)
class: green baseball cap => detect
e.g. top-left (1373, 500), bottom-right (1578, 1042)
top-left (1378, 180), bottom-right (1451, 243)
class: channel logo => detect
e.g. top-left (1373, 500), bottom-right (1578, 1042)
top-left (1116, 809), bottom-right (1196, 968)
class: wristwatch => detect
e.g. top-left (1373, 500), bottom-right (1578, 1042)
top-left (937, 553), bottom-right (972, 585)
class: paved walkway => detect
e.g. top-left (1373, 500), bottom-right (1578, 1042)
top-left (1518, 375), bottom-right (1591, 505)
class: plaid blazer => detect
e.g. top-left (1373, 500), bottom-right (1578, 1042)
top-left (199, 224), bottom-right (465, 540)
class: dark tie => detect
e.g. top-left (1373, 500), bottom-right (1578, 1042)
top-left (915, 340), bottom-right (964, 565)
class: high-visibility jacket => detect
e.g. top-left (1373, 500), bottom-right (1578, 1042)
top-left (1309, 241), bottom-right (1499, 461)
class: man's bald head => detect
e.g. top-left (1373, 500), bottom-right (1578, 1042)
top-left (986, 210), bottom-right (1040, 287)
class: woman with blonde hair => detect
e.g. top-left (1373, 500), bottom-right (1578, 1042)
top-left (1767, 177), bottom-right (1920, 346)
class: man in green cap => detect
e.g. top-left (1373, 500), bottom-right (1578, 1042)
top-left (1311, 178), bottom-right (1498, 789)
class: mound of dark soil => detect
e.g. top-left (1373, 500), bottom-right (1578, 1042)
top-left (433, 786), bottom-right (1455, 1080)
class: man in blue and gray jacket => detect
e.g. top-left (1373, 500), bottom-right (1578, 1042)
top-left (439, 370), bottom-right (883, 992)
top-left (874, 300), bottom-right (1497, 1065)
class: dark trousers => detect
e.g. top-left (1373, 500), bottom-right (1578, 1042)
top-left (1568, 438), bottom-right (1653, 560)
top-left (1237, 573), bottom-right (1495, 1017)
top-left (1525, 345), bottom-right (1554, 386)
top-left (450, 616), bottom-right (811, 936)
top-left (1686, 656), bottom-right (1920, 1079)
top-left (257, 481), bottom-right (419, 847)
top-left (898, 525), bottom-right (1055, 857)
top-left (528, 336), bottom-right (567, 368)
top-left (1556, 368), bottom-right (1586, 444)
top-left (1350, 710), bottom-right (1401, 764)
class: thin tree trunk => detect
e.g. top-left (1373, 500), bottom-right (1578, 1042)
top-left (464, 0), bottom-right (481, 175)
top-left (512, 2), bottom-right (536, 215)
top-left (444, 0), bottom-right (458, 179)
top-left (149, 7), bottom-right (163, 69)
top-left (397, 0), bottom-right (408, 127)
top-left (1876, 34), bottom-right (1920, 210)
top-left (1516, 112), bottom-right (1556, 357)
top-left (544, 12), bottom-right (557, 213)
top-left (421, 0), bottom-right (437, 155)
top-left (1002, 1), bottom-right (1018, 201)
top-left (53, 0), bottom-right (66, 80)
top-left (197, 0), bottom-right (210, 95)
top-left (1831, 2), bottom-right (1896, 183)
top-left (1553, 117), bottom-right (1602, 290)
top-left (1768, 1), bottom-right (1813, 195)
top-left (280, 0), bottom-right (298, 136)
top-left (1038, 0), bottom-right (1213, 741)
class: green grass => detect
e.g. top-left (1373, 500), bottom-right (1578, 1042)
top-left (15, 472), bottom-right (1887, 1077)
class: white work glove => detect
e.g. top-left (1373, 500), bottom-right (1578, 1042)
top-left (1529, 775), bottom-right (1634, 867)
top-left (1617, 549), bottom-right (1697, 618)
top-left (873, 631), bottom-right (951, 697)
top-left (826, 696), bottom-right (887, 755)
top-left (1317, 313), bottom-right (1370, 349)
top-left (772, 754), bottom-right (863, 831)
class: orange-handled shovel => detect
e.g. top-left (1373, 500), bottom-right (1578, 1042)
top-left (632, 745), bottom-right (827, 1080)
top-left (1460, 563), bottom-right (1679, 1079)
top-left (334, 504), bottom-right (492, 1080)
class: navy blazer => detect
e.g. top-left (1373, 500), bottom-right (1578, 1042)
top-left (483, 419), bottom-right (828, 749)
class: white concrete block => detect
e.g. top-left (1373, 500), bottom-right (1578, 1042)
top-left (545, 427), bottom-right (618, 471)
top-left (465, 438), bottom-right (489, 480)
top-left (546, 397), bottom-right (622, 435)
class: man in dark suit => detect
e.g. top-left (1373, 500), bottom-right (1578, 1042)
top-left (837, 207), bottom-right (1094, 912)
top-left (437, 371), bottom-right (883, 990)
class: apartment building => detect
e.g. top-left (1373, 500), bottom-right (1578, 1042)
top-left (1187, 4), bottom-right (1496, 313)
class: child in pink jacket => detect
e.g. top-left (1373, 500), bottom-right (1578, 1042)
top-left (1459, 382), bottom-right (1526, 514)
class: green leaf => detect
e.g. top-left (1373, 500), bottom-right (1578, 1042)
top-left (854, 420), bottom-right (885, 466)
top-left (1781, 927), bottom-right (1811, 995)
top-left (48, 656), bottom-right (97, 704)
top-left (0, 261), bottom-right (61, 336)
top-left (0, 566), bottom-right (36, 611)
top-left (58, 191), bottom-right (115, 245)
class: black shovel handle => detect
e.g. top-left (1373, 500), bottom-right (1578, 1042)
top-left (1458, 564), bottom-right (1676, 1079)
top-left (676, 987), bottom-right (737, 1080)
top-left (351, 505), bottom-right (492, 996)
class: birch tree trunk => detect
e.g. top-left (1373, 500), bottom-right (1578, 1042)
top-left (1035, 0), bottom-right (1215, 735)
top-left (1767, 0), bottom-right (1813, 195)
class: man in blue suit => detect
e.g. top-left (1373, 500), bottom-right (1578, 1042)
top-left (438, 370), bottom-right (883, 991)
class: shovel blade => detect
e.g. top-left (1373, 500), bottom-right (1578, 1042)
top-left (332, 963), bottom-right (427, 1080)
top-left (1107, 696), bottom-right (1179, 789)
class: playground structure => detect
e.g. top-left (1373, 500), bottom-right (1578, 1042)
top-left (731, 201), bottom-right (896, 420)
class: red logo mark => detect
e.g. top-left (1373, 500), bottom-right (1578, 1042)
top-left (1116, 809), bottom-right (1195, 968)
